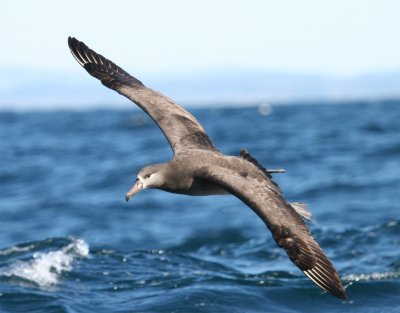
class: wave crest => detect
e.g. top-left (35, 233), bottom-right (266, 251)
top-left (0, 238), bottom-right (89, 287)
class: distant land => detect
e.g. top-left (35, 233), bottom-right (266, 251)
top-left (1, 68), bottom-right (399, 110)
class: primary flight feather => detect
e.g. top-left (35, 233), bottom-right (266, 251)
top-left (68, 37), bottom-right (346, 299)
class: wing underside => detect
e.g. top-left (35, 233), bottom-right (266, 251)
top-left (196, 165), bottom-right (346, 299)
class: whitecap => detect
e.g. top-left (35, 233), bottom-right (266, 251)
top-left (0, 244), bottom-right (36, 256)
top-left (258, 102), bottom-right (273, 116)
top-left (0, 238), bottom-right (89, 287)
top-left (343, 271), bottom-right (400, 282)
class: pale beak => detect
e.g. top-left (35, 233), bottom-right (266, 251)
top-left (125, 178), bottom-right (143, 202)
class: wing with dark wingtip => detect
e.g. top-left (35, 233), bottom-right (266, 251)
top-left (196, 165), bottom-right (346, 299)
top-left (67, 37), bottom-right (217, 154)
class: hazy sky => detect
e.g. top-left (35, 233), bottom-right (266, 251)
top-left (2, 0), bottom-right (400, 76)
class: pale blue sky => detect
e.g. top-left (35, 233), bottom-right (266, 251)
top-left (2, 0), bottom-right (400, 76)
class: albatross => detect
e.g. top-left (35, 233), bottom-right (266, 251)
top-left (68, 37), bottom-right (346, 299)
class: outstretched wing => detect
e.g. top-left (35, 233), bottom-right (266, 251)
top-left (68, 37), bottom-right (217, 154)
top-left (196, 165), bottom-right (346, 299)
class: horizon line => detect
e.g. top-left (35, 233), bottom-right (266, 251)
top-left (0, 97), bottom-right (399, 112)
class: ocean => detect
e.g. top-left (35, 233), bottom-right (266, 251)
top-left (0, 100), bottom-right (399, 312)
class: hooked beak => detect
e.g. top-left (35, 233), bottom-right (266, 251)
top-left (125, 178), bottom-right (143, 202)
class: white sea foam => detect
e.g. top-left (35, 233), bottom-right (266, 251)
top-left (0, 244), bottom-right (36, 256)
top-left (0, 238), bottom-right (89, 287)
top-left (258, 102), bottom-right (273, 116)
top-left (343, 271), bottom-right (400, 282)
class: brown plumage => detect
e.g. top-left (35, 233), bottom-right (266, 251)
top-left (68, 37), bottom-right (346, 299)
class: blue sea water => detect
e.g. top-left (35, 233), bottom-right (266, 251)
top-left (0, 100), bottom-right (399, 312)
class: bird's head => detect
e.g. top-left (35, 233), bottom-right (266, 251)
top-left (125, 164), bottom-right (167, 202)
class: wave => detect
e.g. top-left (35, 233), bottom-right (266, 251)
top-left (343, 271), bottom-right (400, 282)
top-left (0, 237), bottom-right (89, 287)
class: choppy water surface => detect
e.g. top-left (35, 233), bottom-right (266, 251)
top-left (0, 100), bottom-right (399, 312)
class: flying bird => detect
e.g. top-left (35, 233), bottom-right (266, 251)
top-left (68, 37), bottom-right (346, 299)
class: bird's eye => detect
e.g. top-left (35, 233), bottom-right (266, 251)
top-left (145, 174), bottom-right (151, 179)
